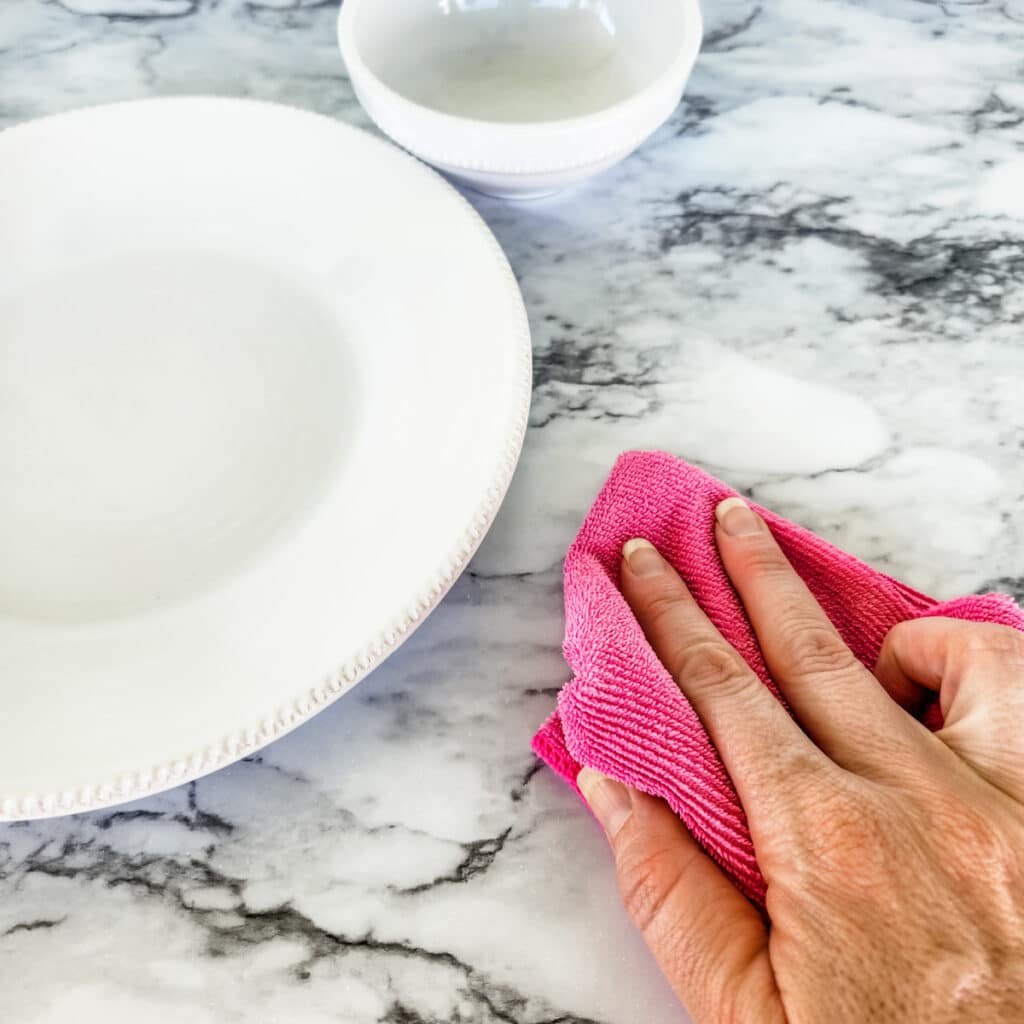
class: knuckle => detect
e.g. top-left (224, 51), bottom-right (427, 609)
top-left (617, 844), bottom-right (685, 936)
top-left (764, 775), bottom-right (883, 879)
top-left (778, 620), bottom-right (856, 678)
top-left (813, 804), bottom-right (887, 866)
top-left (639, 586), bottom-right (687, 631)
top-left (931, 800), bottom-right (1016, 877)
top-left (912, 796), bottom-right (1024, 933)
top-left (676, 640), bottom-right (749, 696)
top-left (734, 539), bottom-right (789, 579)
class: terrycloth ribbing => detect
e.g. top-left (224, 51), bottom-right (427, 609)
top-left (532, 451), bottom-right (1024, 906)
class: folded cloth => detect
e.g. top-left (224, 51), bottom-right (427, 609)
top-left (532, 451), bottom-right (1024, 905)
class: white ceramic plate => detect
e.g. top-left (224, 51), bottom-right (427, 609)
top-left (0, 98), bottom-right (531, 820)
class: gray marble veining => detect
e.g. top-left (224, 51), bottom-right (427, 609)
top-left (2, 1), bottom-right (1024, 1021)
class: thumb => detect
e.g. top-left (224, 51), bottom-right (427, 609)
top-left (577, 769), bottom-right (783, 1024)
top-left (875, 618), bottom-right (1024, 800)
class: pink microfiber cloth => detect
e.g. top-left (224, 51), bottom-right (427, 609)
top-left (532, 451), bottom-right (1024, 905)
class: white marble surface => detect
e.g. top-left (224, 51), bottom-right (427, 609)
top-left (2, 1), bottom-right (1024, 1021)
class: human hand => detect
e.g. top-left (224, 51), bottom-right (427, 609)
top-left (577, 497), bottom-right (1024, 1023)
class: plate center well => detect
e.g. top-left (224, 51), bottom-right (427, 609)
top-left (0, 249), bottom-right (354, 623)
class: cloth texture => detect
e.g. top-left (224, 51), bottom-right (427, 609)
top-left (532, 451), bottom-right (1024, 905)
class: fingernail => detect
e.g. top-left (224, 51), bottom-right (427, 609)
top-left (577, 768), bottom-right (633, 839)
top-left (622, 538), bottom-right (665, 577)
top-left (715, 497), bottom-right (761, 537)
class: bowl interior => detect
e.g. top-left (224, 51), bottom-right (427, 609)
top-left (351, 0), bottom-right (689, 124)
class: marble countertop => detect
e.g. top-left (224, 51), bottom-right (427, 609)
top-left (3, 1), bottom-right (1024, 1021)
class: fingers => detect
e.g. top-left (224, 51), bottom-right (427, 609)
top-left (873, 617), bottom-right (948, 707)
top-left (578, 770), bottom-right (784, 1024)
top-left (620, 538), bottom-right (830, 825)
top-left (876, 618), bottom-right (1024, 802)
top-left (713, 498), bottom-right (926, 771)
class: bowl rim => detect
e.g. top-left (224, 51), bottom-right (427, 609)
top-left (337, 0), bottom-right (703, 170)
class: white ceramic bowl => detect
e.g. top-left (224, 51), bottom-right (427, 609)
top-left (338, 0), bottom-right (703, 199)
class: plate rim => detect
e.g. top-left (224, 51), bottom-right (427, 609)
top-left (0, 96), bottom-right (533, 821)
